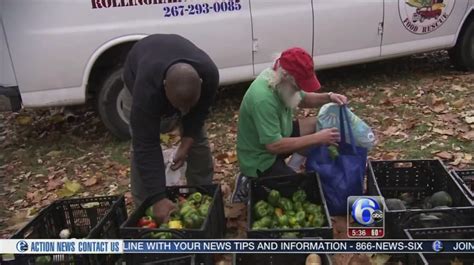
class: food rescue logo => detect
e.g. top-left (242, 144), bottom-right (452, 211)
top-left (399, 0), bottom-right (455, 34)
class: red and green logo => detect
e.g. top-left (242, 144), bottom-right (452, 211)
top-left (399, 0), bottom-right (455, 34)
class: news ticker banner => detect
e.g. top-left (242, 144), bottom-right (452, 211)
top-left (1, 239), bottom-right (473, 254)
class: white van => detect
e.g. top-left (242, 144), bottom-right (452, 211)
top-left (1, 0), bottom-right (473, 139)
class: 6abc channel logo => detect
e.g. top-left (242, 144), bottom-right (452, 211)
top-left (348, 196), bottom-right (384, 227)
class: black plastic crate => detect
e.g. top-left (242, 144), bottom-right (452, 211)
top-left (9, 195), bottom-right (127, 265)
top-left (235, 253), bottom-right (333, 265)
top-left (120, 184), bottom-right (225, 265)
top-left (451, 169), bottom-right (474, 204)
top-left (404, 226), bottom-right (474, 265)
top-left (247, 173), bottom-right (333, 239)
top-left (367, 159), bottom-right (473, 238)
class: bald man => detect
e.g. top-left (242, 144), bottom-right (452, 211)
top-left (123, 34), bottom-right (219, 223)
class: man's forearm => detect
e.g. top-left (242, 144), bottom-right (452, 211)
top-left (179, 137), bottom-right (194, 153)
top-left (299, 92), bottom-right (331, 108)
top-left (266, 134), bottom-right (322, 155)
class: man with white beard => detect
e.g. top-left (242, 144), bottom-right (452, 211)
top-left (233, 47), bottom-right (348, 202)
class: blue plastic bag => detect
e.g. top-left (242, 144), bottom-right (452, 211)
top-left (317, 103), bottom-right (375, 150)
top-left (306, 106), bottom-right (368, 215)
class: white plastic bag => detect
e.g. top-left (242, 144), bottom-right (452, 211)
top-left (317, 103), bottom-right (376, 150)
top-left (162, 147), bottom-right (187, 186)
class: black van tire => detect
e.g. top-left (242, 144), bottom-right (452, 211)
top-left (96, 67), bottom-right (131, 140)
top-left (449, 18), bottom-right (474, 71)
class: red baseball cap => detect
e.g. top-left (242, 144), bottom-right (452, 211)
top-left (273, 47), bottom-right (321, 92)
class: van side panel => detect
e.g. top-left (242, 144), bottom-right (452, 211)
top-left (2, 0), bottom-right (253, 107)
top-left (0, 14), bottom-right (17, 87)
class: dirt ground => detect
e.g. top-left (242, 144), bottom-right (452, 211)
top-left (0, 51), bottom-right (473, 264)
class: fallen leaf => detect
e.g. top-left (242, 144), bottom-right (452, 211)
top-left (451, 85), bottom-right (467, 92)
top-left (84, 176), bottom-right (98, 187)
top-left (435, 151), bottom-right (453, 160)
top-left (450, 156), bottom-right (463, 166)
top-left (432, 104), bottom-right (446, 113)
top-left (46, 150), bottom-right (62, 157)
top-left (56, 180), bottom-right (82, 197)
top-left (217, 151), bottom-right (237, 164)
top-left (452, 99), bottom-right (465, 108)
top-left (462, 131), bottom-right (474, 140)
top-left (433, 128), bottom-right (454, 136)
top-left (439, 113), bottom-right (460, 123)
top-left (430, 94), bottom-right (444, 105)
top-left (47, 179), bottom-right (63, 191)
top-left (224, 155), bottom-right (237, 164)
top-left (465, 154), bottom-right (472, 161)
top-left (26, 190), bottom-right (41, 203)
top-left (16, 115), bottom-right (32, 125)
top-left (224, 203), bottom-right (245, 219)
top-left (221, 182), bottom-right (232, 199)
top-left (382, 126), bottom-right (398, 136)
top-left (49, 114), bottom-right (65, 124)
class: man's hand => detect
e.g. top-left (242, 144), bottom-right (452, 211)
top-left (329, 93), bottom-right (348, 105)
top-left (170, 137), bottom-right (194, 170)
top-left (152, 198), bottom-right (177, 224)
top-left (314, 128), bottom-right (340, 145)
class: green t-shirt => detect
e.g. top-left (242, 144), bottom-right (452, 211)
top-left (237, 68), bottom-right (295, 177)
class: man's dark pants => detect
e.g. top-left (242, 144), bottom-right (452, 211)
top-left (257, 120), bottom-right (301, 178)
top-left (123, 87), bottom-right (213, 206)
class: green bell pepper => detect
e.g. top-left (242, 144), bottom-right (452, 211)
top-left (311, 212), bottom-right (325, 227)
top-left (202, 195), bottom-right (213, 204)
top-left (183, 212), bottom-right (202, 228)
top-left (150, 232), bottom-right (172, 239)
top-left (271, 218), bottom-right (279, 229)
top-left (328, 145), bottom-right (339, 160)
top-left (304, 203), bottom-right (322, 215)
top-left (296, 211), bottom-right (306, 226)
top-left (198, 203), bottom-right (210, 216)
top-left (278, 215), bottom-right (289, 226)
top-left (294, 201), bottom-right (303, 212)
top-left (286, 210), bottom-right (296, 217)
top-left (254, 207), bottom-right (268, 219)
top-left (292, 190), bottom-right (307, 203)
top-left (252, 220), bottom-right (265, 230)
top-left (145, 206), bottom-right (154, 218)
top-left (288, 216), bottom-right (298, 227)
top-left (267, 189), bottom-right (281, 207)
top-left (255, 200), bottom-right (267, 209)
top-left (278, 197), bottom-right (293, 212)
top-left (189, 192), bottom-right (203, 203)
top-left (179, 205), bottom-right (195, 217)
top-left (259, 216), bottom-right (272, 228)
top-left (254, 201), bottom-right (272, 219)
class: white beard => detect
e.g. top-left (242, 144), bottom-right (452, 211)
top-left (277, 84), bottom-right (302, 109)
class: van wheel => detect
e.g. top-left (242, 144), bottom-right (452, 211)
top-left (449, 19), bottom-right (474, 71)
top-left (96, 67), bottom-right (132, 140)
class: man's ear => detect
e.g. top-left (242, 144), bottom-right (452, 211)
top-left (200, 78), bottom-right (203, 84)
top-left (163, 80), bottom-right (167, 86)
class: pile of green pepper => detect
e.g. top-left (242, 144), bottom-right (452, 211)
top-left (139, 192), bottom-right (213, 239)
top-left (252, 189), bottom-right (325, 230)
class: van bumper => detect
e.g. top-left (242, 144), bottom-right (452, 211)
top-left (0, 86), bottom-right (22, 112)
